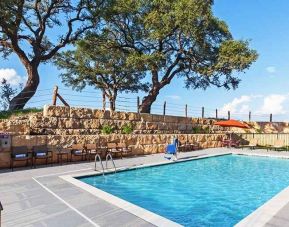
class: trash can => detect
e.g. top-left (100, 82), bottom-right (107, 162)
top-left (0, 201), bottom-right (3, 227)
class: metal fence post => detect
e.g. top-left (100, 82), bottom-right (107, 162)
top-left (228, 111), bottom-right (231, 120)
top-left (270, 113), bottom-right (273, 122)
top-left (202, 107), bottom-right (204, 118)
top-left (163, 101), bottom-right (166, 116)
top-left (185, 104), bottom-right (188, 118)
top-left (249, 111), bottom-right (251, 122)
top-left (215, 109), bottom-right (218, 119)
top-left (137, 96), bottom-right (140, 114)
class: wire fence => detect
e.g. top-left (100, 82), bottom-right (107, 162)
top-left (0, 86), bottom-right (286, 123)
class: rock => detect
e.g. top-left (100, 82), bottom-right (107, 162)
top-left (29, 115), bottom-right (58, 129)
top-left (94, 110), bottom-right (111, 119)
top-left (43, 105), bottom-right (70, 117)
top-left (146, 122), bottom-right (158, 130)
top-left (70, 107), bottom-right (93, 119)
top-left (140, 113), bottom-right (153, 122)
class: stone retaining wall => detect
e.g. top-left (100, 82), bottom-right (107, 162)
top-left (2, 105), bottom-right (289, 136)
top-left (0, 133), bottom-right (225, 168)
top-left (0, 105), bottom-right (219, 135)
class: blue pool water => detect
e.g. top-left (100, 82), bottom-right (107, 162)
top-left (79, 155), bottom-right (289, 226)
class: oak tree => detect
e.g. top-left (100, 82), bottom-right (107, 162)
top-left (56, 34), bottom-right (149, 111)
top-left (0, 0), bottom-right (102, 110)
top-left (100, 0), bottom-right (258, 113)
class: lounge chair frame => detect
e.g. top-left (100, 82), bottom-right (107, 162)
top-left (10, 146), bottom-right (32, 171)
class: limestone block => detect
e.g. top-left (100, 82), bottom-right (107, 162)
top-left (158, 144), bottom-right (166, 153)
top-left (80, 119), bottom-right (100, 129)
top-left (143, 144), bottom-right (158, 154)
top-left (94, 110), bottom-right (111, 119)
top-left (186, 124), bottom-right (193, 131)
top-left (128, 112), bottom-right (140, 121)
top-left (43, 105), bottom-right (70, 117)
top-left (12, 135), bottom-right (47, 147)
top-left (135, 122), bottom-right (146, 130)
top-left (151, 114), bottom-right (164, 122)
top-left (177, 117), bottom-right (189, 124)
top-left (58, 118), bottom-right (81, 129)
top-left (70, 107), bottom-right (93, 119)
top-left (146, 122), bottom-right (158, 130)
top-left (31, 128), bottom-right (58, 135)
top-left (140, 113), bottom-right (153, 122)
top-left (5, 122), bottom-right (30, 135)
top-left (164, 115), bottom-right (177, 123)
top-left (158, 122), bottom-right (168, 130)
top-left (165, 123), bottom-right (174, 131)
top-left (178, 124), bottom-right (187, 131)
top-left (132, 144), bottom-right (144, 155)
top-left (110, 111), bottom-right (128, 120)
top-left (29, 115), bottom-right (58, 129)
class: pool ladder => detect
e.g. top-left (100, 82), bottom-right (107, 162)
top-left (94, 153), bottom-right (116, 175)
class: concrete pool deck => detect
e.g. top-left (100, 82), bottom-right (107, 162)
top-left (1, 147), bottom-right (289, 227)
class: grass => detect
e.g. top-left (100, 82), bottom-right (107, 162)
top-left (0, 108), bottom-right (42, 119)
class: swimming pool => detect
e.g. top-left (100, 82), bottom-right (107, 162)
top-left (78, 154), bottom-right (289, 226)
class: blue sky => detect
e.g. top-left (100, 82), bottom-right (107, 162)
top-left (1, 0), bottom-right (289, 121)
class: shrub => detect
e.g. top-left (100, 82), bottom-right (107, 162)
top-left (121, 123), bottom-right (134, 134)
top-left (256, 128), bottom-right (263, 134)
top-left (192, 126), bottom-right (210, 134)
top-left (101, 124), bottom-right (115, 134)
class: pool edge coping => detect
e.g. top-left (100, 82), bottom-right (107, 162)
top-left (60, 152), bottom-right (230, 227)
top-left (234, 151), bottom-right (289, 227)
top-left (59, 151), bottom-right (289, 227)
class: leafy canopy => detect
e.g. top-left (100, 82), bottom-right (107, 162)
top-left (55, 33), bottom-right (150, 97)
top-left (101, 0), bottom-right (258, 90)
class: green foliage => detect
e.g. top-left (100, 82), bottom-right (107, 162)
top-left (0, 108), bottom-right (42, 119)
top-left (55, 33), bottom-right (150, 111)
top-left (192, 126), bottom-right (210, 134)
top-left (0, 0), bottom-right (106, 109)
top-left (0, 79), bottom-right (18, 110)
top-left (121, 123), bottom-right (134, 134)
top-left (256, 128), bottom-right (263, 134)
top-left (101, 124), bottom-right (115, 134)
top-left (95, 0), bottom-right (258, 112)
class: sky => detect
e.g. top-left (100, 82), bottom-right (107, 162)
top-left (1, 0), bottom-right (289, 121)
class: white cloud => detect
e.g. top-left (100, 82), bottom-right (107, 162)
top-left (266, 66), bottom-right (276, 74)
top-left (219, 94), bottom-right (289, 119)
top-left (258, 94), bottom-right (288, 114)
top-left (0, 68), bottom-right (26, 86)
top-left (166, 95), bottom-right (181, 100)
top-left (220, 95), bottom-right (253, 114)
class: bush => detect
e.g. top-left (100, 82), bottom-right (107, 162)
top-left (121, 123), bottom-right (134, 134)
top-left (0, 108), bottom-right (42, 119)
top-left (192, 126), bottom-right (210, 134)
top-left (256, 128), bottom-right (263, 134)
top-left (101, 124), bottom-right (115, 134)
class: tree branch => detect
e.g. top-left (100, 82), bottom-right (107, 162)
top-left (0, 40), bottom-right (12, 49)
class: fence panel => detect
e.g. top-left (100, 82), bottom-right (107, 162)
top-left (240, 133), bottom-right (289, 146)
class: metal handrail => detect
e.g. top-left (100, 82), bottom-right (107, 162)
top-left (0, 201), bottom-right (3, 227)
top-left (105, 153), bottom-right (116, 173)
top-left (94, 154), bottom-right (105, 175)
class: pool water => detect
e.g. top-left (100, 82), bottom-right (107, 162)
top-left (79, 155), bottom-right (289, 226)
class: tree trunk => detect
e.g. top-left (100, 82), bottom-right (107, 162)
top-left (101, 90), bottom-right (106, 111)
top-left (9, 63), bottom-right (40, 110)
top-left (108, 89), bottom-right (117, 112)
top-left (139, 88), bottom-right (160, 113)
top-left (109, 99), bottom-right (115, 112)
